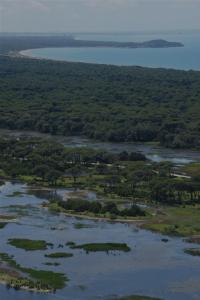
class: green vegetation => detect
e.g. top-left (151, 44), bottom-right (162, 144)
top-left (0, 222), bottom-right (7, 229)
top-left (45, 252), bottom-right (73, 258)
top-left (0, 53), bottom-right (200, 149)
top-left (181, 163), bottom-right (200, 180)
top-left (1, 137), bottom-right (200, 208)
top-left (0, 269), bottom-right (46, 292)
top-left (66, 241), bottom-right (76, 247)
top-left (0, 137), bottom-right (146, 187)
top-left (74, 223), bottom-right (95, 229)
top-left (54, 198), bottom-right (146, 219)
top-left (0, 136), bottom-right (200, 237)
top-left (184, 248), bottom-right (200, 256)
top-left (23, 268), bottom-right (66, 290)
top-left (144, 206), bottom-right (200, 237)
top-left (1, 36), bottom-right (199, 296)
top-left (8, 239), bottom-right (53, 251)
top-left (185, 236), bottom-right (200, 244)
top-left (0, 253), bottom-right (67, 291)
top-left (43, 262), bottom-right (60, 266)
top-left (70, 242), bottom-right (131, 252)
top-left (6, 191), bottom-right (24, 197)
top-left (0, 215), bottom-right (15, 220)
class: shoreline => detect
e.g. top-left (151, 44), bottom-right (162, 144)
top-left (6, 47), bottom-right (194, 73)
top-left (14, 48), bottom-right (180, 70)
top-left (0, 127), bottom-right (199, 159)
top-left (1, 177), bottom-right (200, 241)
top-left (59, 210), bottom-right (146, 225)
top-left (0, 279), bottom-right (51, 293)
top-left (0, 269), bottom-right (51, 294)
top-left (0, 280), bottom-right (51, 293)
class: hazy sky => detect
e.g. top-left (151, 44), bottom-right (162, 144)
top-left (0, 0), bottom-right (200, 33)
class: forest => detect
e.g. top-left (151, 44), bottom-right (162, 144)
top-left (0, 35), bottom-right (199, 148)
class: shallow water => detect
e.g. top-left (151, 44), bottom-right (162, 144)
top-left (22, 31), bottom-right (200, 70)
top-left (0, 182), bottom-right (200, 300)
top-left (0, 129), bottom-right (200, 165)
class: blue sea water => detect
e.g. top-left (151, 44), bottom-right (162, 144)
top-left (22, 31), bottom-right (200, 70)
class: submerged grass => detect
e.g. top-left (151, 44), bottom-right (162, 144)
top-left (6, 191), bottom-right (24, 198)
top-left (70, 243), bottom-right (131, 252)
top-left (73, 223), bottom-right (94, 229)
top-left (45, 252), bottom-right (73, 258)
top-left (184, 248), bottom-right (200, 256)
top-left (43, 262), bottom-right (60, 266)
top-left (66, 241), bottom-right (76, 247)
top-left (184, 236), bottom-right (200, 244)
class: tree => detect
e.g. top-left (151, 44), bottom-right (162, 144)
top-left (46, 169), bottom-right (62, 186)
top-left (68, 165), bottom-right (82, 184)
top-left (33, 165), bottom-right (49, 181)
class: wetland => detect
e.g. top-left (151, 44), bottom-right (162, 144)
top-left (0, 181), bottom-right (200, 299)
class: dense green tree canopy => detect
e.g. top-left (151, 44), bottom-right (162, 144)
top-left (0, 52), bottom-right (200, 148)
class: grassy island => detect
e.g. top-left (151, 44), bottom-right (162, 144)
top-left (8, 239), bottom-right (53, 251)
top-left (70, 242), bottom-right (131, 253)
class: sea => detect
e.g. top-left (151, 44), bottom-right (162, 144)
top-left (22, 30), bottom-right (200, 70)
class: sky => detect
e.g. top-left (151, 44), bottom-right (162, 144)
top-left (0, 0), bottom-right (200, 33)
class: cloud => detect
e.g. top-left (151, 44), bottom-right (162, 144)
top-left (1, 0), bottom-right (200, 32)
top-left (0, 0), bottom-right (49, 12)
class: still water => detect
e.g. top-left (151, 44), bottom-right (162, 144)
top-left (0, 182), bottom-right (200, 300)
top-left (0, 129), bottom-right (200, 165)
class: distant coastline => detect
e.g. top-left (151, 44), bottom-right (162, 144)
top-left (38, 38), bottom-right (183, 49)
top-left (67, 38), bottom-right (184, 48)
top-left (0, 35), bottom-right (184, 57)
